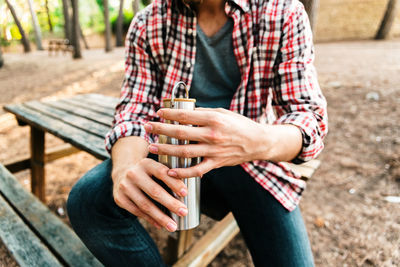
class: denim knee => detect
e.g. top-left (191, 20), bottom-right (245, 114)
top-left (67, 159), bottom-right (123, 231)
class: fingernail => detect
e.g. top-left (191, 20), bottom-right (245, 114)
top-left (178, 207), bottom-right (188, 216)
top-left (166, 221), bottom-right (177, 232)
top-left (168, 170), bottom-right (177, 177)
top-left (180, 188), bottom-right (187, 196)
top-left (144, 123), bottom-right (153, 131)
top-left (148, 145), bottom-right (158, 153)
top-left (157, 110), bottom-right (163, 117)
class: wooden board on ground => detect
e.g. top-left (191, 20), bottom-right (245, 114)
top-left (0, 164), bottom-right (103, 267)
top-left (0, 194), bottom-right (62, 267)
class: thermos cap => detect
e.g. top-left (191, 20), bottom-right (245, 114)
top-left (163, 98), bottom-right (196, 103)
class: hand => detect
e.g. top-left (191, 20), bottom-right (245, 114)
top-left (112, 158), bottom-right (188, 232)
top-left (144, 108), bottom-right (268, 178)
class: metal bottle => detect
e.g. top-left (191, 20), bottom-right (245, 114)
top-left (158, 82), bottom-right (201, 230)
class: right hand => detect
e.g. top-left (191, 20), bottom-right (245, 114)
top-left (112, 158), bottom-right (188, 232)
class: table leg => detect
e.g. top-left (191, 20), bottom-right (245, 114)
top-left (30, 127), bottom-right (45, 202)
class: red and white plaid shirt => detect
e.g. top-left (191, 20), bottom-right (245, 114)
top-left (105, 0), bottom-right (328, 211)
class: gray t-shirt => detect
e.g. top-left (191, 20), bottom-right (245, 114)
top-left (189, 18), bottom-right (241, 109)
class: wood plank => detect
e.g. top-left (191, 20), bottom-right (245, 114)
top-left (45, 144), bottom-right (81, 162)
top-left (0, 164), bottom-right (103, 267)
top-left (45, 100), bottom-right (113, 126)
top-left (0, 194), bottom-right (62, 267)
top-left (4, 156), bottom-right (31, 173)
top-left (60, 98), bottom-right (115, 117)
top-left (4, 104), bottom-right (108, 160)
top-left (30, 127), bottom-right (45, 202)
top-left (57, 98), bottom-right (114, 119)
top-left (285, 159), bottom-right (321, 181)
top-left (174, 213), bottom-right (240, 267)
top-left (24, 101), bottom-right (110, 138)
top-left (72, 94), bottom-right (119, 109)
top-left (4, 144), bottom-right (81, 173)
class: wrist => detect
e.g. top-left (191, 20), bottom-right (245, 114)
top-left (257, 124), bottom-right (279, 162)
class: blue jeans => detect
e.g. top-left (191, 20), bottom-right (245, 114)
top-left (67, 158), bottom-right (314, 267)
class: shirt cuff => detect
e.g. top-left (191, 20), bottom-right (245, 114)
top-left (105, 121), bottom-right (155, 154)
top-left (274, 112), bottom-right (324, 164)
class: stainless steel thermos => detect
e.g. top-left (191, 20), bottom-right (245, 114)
top-left (158, 82), bottom-right (201, 230)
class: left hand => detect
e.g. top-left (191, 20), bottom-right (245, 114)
top-left (144, 107), bottom-right (269, 178)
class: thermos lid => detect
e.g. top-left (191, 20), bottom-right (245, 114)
top-left (163, 81), bottom-right (196, 105)
top-left (163, 98), bottom-right (196, 103)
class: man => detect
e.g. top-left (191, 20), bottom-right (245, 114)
top-left (67, 0), bottom-right (328, 266)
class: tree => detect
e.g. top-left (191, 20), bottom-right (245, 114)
top-left (116, 0), bottom-right (125, 47)
top-left (300, 0), bottom-right (319, 34)
top-left (0, 49), bottom-right (4, 68)
top-left (62, 0), bottom-right (72, 41)
top-left (132, 0), bottom-right (139, 15)
top-left (5, 0), bottom-right (31, 53)
top-left (45, 0), bottom-right (53, 32)
top-left (103, 0), bottom-right (112, 52)
top-left (71, 0), bottom-right (82, 58)
top-left (27, 0), bottom-right (44, 50)
top-left (375, 0), bottom-right (399, 39)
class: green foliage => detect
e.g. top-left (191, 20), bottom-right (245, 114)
top-left (110, 9), bottom-right (134, 34)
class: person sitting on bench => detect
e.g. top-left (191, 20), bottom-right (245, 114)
top-left (67, 0), bottom-right (328, 266)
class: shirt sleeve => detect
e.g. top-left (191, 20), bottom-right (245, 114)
top-left (105, 13), bottom-right (161, 153)
top-left (271, 1), bottom-right (328, 164)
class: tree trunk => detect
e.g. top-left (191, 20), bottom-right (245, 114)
top-left (45, 0), bottom-right (53, 32)
top-left (0, 48), bottom-right (4, 68)
top-left (71, 0), bottom-right (82, 58)
top-left (132, 0), bottom-right (139, 15)
top-left (79, 26), bottom-right (90, 49)
top-left (375, 0), bottom-right (399, 39)
top-left (299, 0), bottom-right (319, 33)
top-left (62, 0), bottom-right (72, 41)
top-left (103, 0), bottom-right (112, 52)
top-left (116, 0), bottom-right (125, 47)
top-left (5, 0), bottom-right (31, 53)
top-left (27, 0), bottom-right (44, 50)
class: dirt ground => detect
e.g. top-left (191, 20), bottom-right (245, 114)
top-left (0, 39), bottom-right (399, 266)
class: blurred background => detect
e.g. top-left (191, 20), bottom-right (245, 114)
top-left (0, 0), bottom-right (399, 266)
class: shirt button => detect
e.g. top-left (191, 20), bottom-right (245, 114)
top-left (185, 62), bottom-right (192, 69)
top-left (188, 29), bottom-right (193, 35)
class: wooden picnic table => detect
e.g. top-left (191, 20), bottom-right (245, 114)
top-left (4, 94), bottom-right (118, 202)
top-left (3, 94), bottom-right (321, 266)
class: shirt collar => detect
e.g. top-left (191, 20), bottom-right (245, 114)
top-left (176, 0), bottom-right (250, 14)
top-left (228, 0), bottom-right (250, 13)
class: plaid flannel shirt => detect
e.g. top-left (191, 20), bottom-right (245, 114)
top-left (105, 0), bottom-right (328, 211)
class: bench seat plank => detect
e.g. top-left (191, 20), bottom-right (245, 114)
top-left (0, 194), bottom-right (62, 267)
top-left (4, 104), bottom-right (108, 160)
top-left (0, 164), bottom-right (103, 267)
top-left (24, 101), bottom-right (110, 138)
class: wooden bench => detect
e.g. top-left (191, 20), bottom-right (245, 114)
top-left (3, 94), bottom-right (321, 266)
top-left (0, 164), bottom-right (102, 266)
top-left (48, 39), bottom-right (73, 56)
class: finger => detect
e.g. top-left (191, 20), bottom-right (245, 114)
top-left (169, 159), bottom-right (215, 178)
top-left (137, 175), bottom-right (188, 217)
top-left (128, 184), bottom-right (178, 232)
top-left (114, 193), bottom-right (161, 229)
top-left (141, 159), bottom-right (188, 197)
top-left (145, 122), bottom-right (208, 142)
top-left (148, 143), bottom-right (212, 158)
top-left (157, 108), bottom-right (218, 126)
